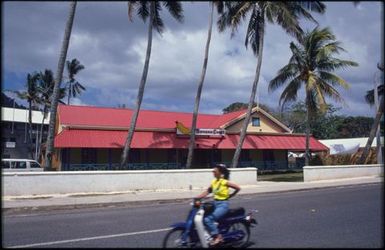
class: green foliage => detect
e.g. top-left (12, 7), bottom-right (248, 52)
top-left (128, 1), bottom-right (183, 35)
top-left (65, 58), bottom-right (86, 104)
top-left (223, 101), bottom-right (377, 139)
top-left (222, 102), bottom-right (273, 114)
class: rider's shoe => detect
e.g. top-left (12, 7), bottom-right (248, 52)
top-left (210, 234), bottom-right (223, 247)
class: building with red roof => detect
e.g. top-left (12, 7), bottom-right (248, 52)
top-left (48, 104), bottom-right (328, 170)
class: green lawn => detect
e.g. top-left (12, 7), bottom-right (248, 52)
top-left (257, 171), bottom-right (304, 182)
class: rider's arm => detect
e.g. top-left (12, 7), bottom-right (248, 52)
top-left (195, 186), bottom-right (212, 199)
top-left (227, 181), bottom-right (241, 199)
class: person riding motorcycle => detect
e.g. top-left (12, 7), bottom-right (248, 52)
top-left (195, 164), bottom-right (241, 246)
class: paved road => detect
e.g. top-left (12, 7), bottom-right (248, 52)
top-left (3, 183), bottom-right (383, 248)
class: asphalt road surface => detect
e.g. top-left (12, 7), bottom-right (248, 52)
top-left (3, 183), bottom-right (383, 248)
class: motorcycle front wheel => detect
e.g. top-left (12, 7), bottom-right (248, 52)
top-left (162, 228), bottom-right (197, 248)
top-left (228, 221), bottom-right (250, 248)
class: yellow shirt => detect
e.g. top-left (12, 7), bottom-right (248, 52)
top-left (211, 178), bottom-right (229, 200)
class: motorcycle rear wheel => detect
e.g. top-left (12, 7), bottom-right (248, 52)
top-left (227, 221), bottom-right (250, 248)
top-left (162, 228), bottom-right (197, 248)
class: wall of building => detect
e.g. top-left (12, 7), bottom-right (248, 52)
top-left (1, 121), bottom-right (48, 160)
top-left (226, 113), bottom-right (286, 133)
top-left (3, 168), bottom-right (257, 196)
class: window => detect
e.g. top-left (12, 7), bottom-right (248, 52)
top-left (2, 161), bottom-right (10, 169)
top-left (14, 162), bottom-right (27, 169)
top-left (30, 162), bottom-right (41, 168)
top-left (252, 117), bottom-right (260, 127)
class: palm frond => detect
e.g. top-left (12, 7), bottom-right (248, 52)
top-left (153, 2), bottom-right (165, 34)
top-left (269, 63), bottom-right (300, 92)
top-left (245, 7), bottom-right (264, 55)
top-left (128, 1), bottom-right (138, 21)
top-left (317, 77), bottom-right (345, 104)
top-left (298, 1), bottom-right (326, 14)
top-left (162, 1), bottom-right (184, 22)
top-left (137, 1), bottom-right (150, 22)
top-left (317, 71), bottom-right (350, 89)
top-left (279, 76), bottom-right (303, 109)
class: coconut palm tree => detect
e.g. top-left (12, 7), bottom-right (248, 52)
top-left (217, 2), bottom-right (326, 168)
top-left (121, 1), bottom-right (183, 168)
top-left (36, 69), bottom-right (66, 162)
top-left (65, 58), bottom-right (85, 105)
top-left (365, 63), bottom-right (384, 106)
top-left (185, 2), bottom-right (225, 169)
top-left (14, 72), bottom-right (40, 159)
top-left (359, 63), bottom-right (384, 164)
top-left (45, 1), bottom-right (77, 170)
top-left (269, 27), bottom-right (358, 166)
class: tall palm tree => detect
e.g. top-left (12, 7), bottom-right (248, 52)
top-left (269, 27), bottom-right (358, 166)
top-left (359, 63), bottom-right (384, 164)
top-left (14, 72), bottom-right (40, 159)
top-left (365, 63), bottom-right (384, 106)
top-left (121, 1), bottom-right (183, 168)
top-left (186, 2), bottom-right (224, 169)
top-left (65, 58), bottom-right (85, 105)
top-left (37, 69), bottom-right (66, 162)
top-left (217, 2), bottom-right (326, 168)
top-left (45, 1), bottom-right (77, 170)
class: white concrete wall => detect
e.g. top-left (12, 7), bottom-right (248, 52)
top-left (2, 168), bottom-right (257, 196)
top-left (303, 164), bottom-right (383, 182)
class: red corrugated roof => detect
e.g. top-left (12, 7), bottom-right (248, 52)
top-left (54, 129), bottom-right (328, 151)
top-left (58, 105), bottom-right (247, 129)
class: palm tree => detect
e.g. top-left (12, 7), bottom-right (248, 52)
top-left (358, 63), bottom-right (384, 164)
top-left (217, 2), bottom-right (326, 168)
top-left (121, 1), bottom-right (183, 168)
top-left (45, 1), bottom-right (77, 170)
top-left (365, 63), bottom-right (384, 106)
top-left (185, 2), bottom-right (224, 169)
top-left (269, 27), bottom-right (358, 166)
top-left (65, 58), bottom-right (85, 105)
top-left (14, 72), bottom-right (40, 159)
top-left (36, 69), bottom-right (66, 162)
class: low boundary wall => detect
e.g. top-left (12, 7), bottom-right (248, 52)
top-left (2, 168), bottom-right (257, 196)
top-left (303, 164), bottom-right (383, 182)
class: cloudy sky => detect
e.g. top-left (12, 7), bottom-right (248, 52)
top-left (3, 1), bottom-right (384, 117)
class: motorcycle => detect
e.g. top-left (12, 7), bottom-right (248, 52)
top-left (163, 198), bottom-right (257, 248)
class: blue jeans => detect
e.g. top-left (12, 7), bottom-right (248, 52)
top-left (203, 200), bottom-right (229, 236)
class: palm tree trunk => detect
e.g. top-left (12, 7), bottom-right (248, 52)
top-left (121, 2), bottom-right (154, 169)
top-left (358, 95), bottom-right (384, 164)
top-left (231, 20), bottom-right (265, 168)
top-left (38, 105), bottom-right (47, 162)
top-left (186, 2), bottom-right (214, 169)
top-left (45, 1), bottom-right (77, 170)
top-left (28, 101), bottom-right (34, 159)
top-left (305, 91), bottom-right (311, 166)
top-left (67, 83), bottom-right (71, 105)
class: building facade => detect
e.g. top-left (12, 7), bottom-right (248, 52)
top-left (1, 107), bottom-right (50, 160)
top-left (48, 105), bottom-right (328, 171)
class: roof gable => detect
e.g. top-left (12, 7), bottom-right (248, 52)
top-left (220, 107), bottom-right (291, 132)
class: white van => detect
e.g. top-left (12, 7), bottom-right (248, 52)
top-left (1, 159), bottom-right (44, 172)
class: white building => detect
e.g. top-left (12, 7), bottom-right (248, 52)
top-left (1, 107), bottom-right (50, 160)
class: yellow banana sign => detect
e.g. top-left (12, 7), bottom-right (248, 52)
top-left (175, 121), bottom-right (191, 135)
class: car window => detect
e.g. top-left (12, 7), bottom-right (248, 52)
top-left (30, 162), bottom-right (41, 168)
top-left (14, 162), bottom-right (27, 169)
top-left (1, 161), bottom-right (11, 169)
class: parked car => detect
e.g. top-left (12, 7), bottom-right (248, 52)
top-left (1, 159), bottom-right (43, 172)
